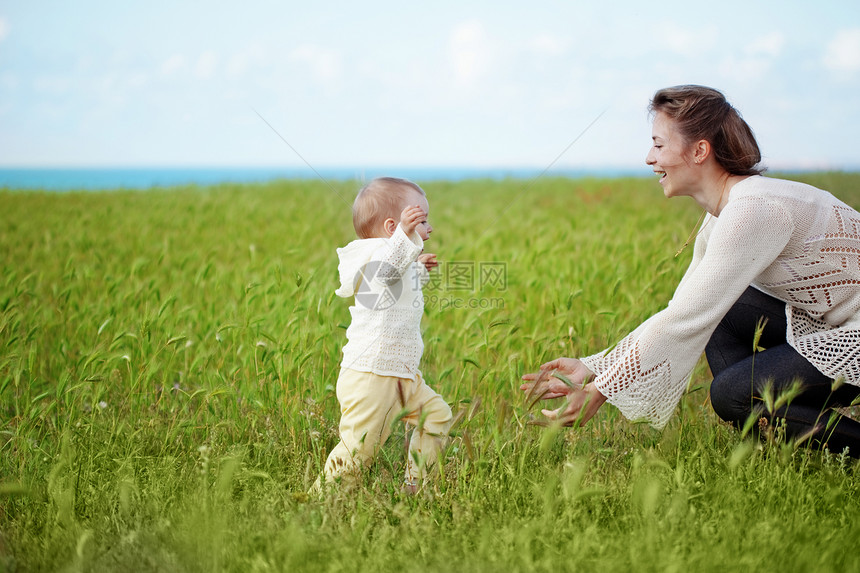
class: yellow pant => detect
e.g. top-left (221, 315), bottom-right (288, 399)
top-left (316, 368), bottom-right (452, 490)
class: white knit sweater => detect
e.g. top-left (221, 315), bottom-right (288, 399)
top-left (335, 225), bottom-right (429, 380)
top-left (581, 176), bottom-right (860, 429)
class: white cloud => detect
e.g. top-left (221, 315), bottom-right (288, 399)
top-left (711, 32), bottom-right (784, 84)
top-left (161, 54), bottom-right (186, 75)
top-left (290, 44), bottom-right (341, 82)
top-left (718, 55), bottom-right (772, 82)
top-left (0, 17), bottom-right (8, 42)
top-left (823, 28), bottom-right (860, 73)
top-left (226, 43), bottom-right (267, 78)
top-left (33, 75), bottom-right (71, 94)
top-left (660, 23), bottom-right (719, 56)
top-left (94, 75), bottom-right (125, 107)
top-left (745, 31), bottom-right (784, 57)
top-left (225, 56), bottom-right (246, 78)
top-left (195, 51), bottom-right (218, 79)
top-left (449, 21), bottom-right (491, 85)
top-left (127, 71), bottom-right (149, 88)
top-left (530, 33), bottom-right (569, 56)
top-left (1, 72), bottom-right (18, 90)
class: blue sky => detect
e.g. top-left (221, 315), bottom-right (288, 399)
top-left (1, 0), bottom-right (859, 170)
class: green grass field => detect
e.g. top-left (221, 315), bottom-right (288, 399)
top-left (2, 173), bottom-right (859, 572)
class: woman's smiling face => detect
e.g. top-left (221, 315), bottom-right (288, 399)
top-left (645, 111), bottom-right (697, 199)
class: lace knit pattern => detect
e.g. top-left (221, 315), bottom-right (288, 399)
top-left (337, 225), bottom-right (429, 380)
top-left (582, 176), bottom-right (860, 430)
top-left (785, 299), bottom-right (860, 382)
top-left (342, 286), bottom-right (426, 378)
top-left (758, 198), bottom-right (860, 384)
top-left (580, 321), bottom-right (687, 430)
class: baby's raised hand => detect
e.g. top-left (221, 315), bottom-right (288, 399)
top-left (400, 205), bottom-right (426, 236)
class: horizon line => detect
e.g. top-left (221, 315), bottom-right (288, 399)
top-left (0, 163), bottom-right (857, 172)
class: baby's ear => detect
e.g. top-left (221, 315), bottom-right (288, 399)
top-left (383, 217), bottom-right (397, 236)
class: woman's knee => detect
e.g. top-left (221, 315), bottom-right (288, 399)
top-left (705, 335), bottom-right (731, 376)
top-left (709, 372), bottom-right (749, 424)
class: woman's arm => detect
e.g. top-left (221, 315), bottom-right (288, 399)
top-left (525, 194), bottom-right (795, 429)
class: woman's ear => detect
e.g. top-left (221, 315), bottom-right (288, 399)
top-left (693, 139), bottom-right (711, 165)
top-left (383, 217), bottom-right (397, 237)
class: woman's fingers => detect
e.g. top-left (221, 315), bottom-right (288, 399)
top-left (541, 407), bottom-right (558, 419)
top-left (538, 358), bottom-right (582, 378)
top-left (539, 358), bottom-right (563, 371)
top-left (542, 405), bottom-right (579, 426)
top-left (521, 375), bottom-right (569, 393)
top-left (520, 381), bottom-right (565, 399)
top-left (541, 405), bottom-right (576, 423)
top-left (543, 385), bottom-right (606, 427)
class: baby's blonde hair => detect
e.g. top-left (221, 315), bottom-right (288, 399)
top-left (352, 177), bottom-right (425, 239)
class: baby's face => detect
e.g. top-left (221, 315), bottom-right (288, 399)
top-left (407, 191), bottom-right (433, 241)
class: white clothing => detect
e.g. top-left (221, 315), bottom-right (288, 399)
top-left (581, 175), bottom-right (860, 429)
top-left (336, 224), bottom-right (429, 380)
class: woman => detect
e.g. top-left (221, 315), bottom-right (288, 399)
top-left (521, 85), bottom-right (860, 456)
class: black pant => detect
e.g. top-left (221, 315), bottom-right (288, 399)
top-left (706, 286), bottom-right (860, 457)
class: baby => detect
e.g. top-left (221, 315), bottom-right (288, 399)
top-left (314, 176), bottom-right (453, 493)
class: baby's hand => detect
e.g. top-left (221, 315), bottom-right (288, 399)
top-left (400, 205), bottom-right (426, 236)
top-left (417, 253), bottom-right (438, 271)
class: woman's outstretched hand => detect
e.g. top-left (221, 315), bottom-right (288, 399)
top-left (520, 358), bottom-right (606, 427)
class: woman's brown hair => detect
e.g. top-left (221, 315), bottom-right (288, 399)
top-left (649, 85), bottom-right (764, 176)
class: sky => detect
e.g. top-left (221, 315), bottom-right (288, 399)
top-left (1, 0), bottom-right (859, 171)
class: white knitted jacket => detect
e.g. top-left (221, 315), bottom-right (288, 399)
top-left (335, 224), bottom-right (429, 380)
top-left (581, 176), bottom-right (860, 429)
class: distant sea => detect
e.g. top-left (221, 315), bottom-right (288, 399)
top-left (0, 166), bottom-right (646, 191)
